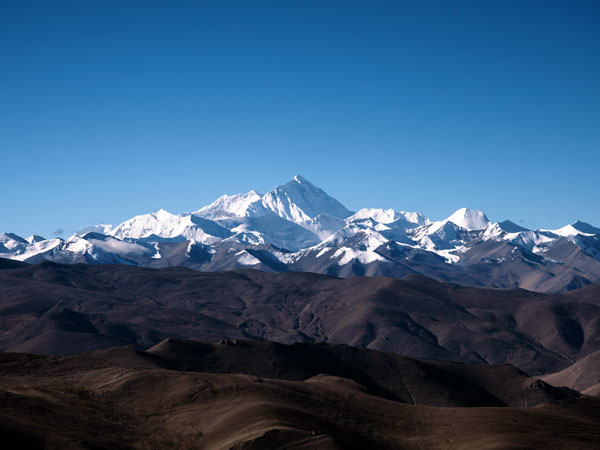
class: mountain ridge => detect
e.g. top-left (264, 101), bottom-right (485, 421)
top-left (2, 175), bottom-right (599, 293)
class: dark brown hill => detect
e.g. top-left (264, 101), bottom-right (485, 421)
top-left (102, 339), bottom-right (578, 407)
top-left (1, 262), bottom-right (599, 375)
top-left (0, 343), bottom-right (598, 450)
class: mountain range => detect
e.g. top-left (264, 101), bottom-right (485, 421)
top-left (2, 175), bottom-right (600, 293)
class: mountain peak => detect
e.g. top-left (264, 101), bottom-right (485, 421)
top-left (572, 220), bottom-right (600, 234)
top-left (26, 234), bottom-right (46, 243)
top-left (256, 176), bottom-right (353, 223)
top-left (445, 208), bottom-right (490, 230)
top-left (0, 232), bottom-right (28, 243)
top-left (282, 174), bottom-right (317, 189)
top-left (553, 220), bottom-right (600, 237)
top-left (292, 174), bottom-right (307, 183)
top-left (497, 220), bottom-right (529, 233)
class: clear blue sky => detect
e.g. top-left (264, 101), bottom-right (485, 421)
top-left (1, 0), bottom-right (599, 238)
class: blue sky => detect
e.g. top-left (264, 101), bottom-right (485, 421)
top-left (1, 0), bottom-right (599, 237)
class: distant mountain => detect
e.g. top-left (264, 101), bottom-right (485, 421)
top-left (1, 175), bottom-right (599, 293)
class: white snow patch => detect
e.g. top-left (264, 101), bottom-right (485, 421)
top-left (332, 247), bottom-right (386, 265)
top-left (236, 250), bottom-right (261, 265)
top-left (316, 248), bottom-right (330, 258)
top-left (151, 243), bottom-right (161, 259)
top-left (433, 247), bottom-right (464, 264)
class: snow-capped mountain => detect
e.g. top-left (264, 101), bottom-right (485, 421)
top-left (108, 209), bottom-right (232, 243)
top-left (195, 190), bottom-right (262, 219)
top-left (196, 175), bottom-right (351, 228)
top-left (2, 175), bottom-right (599, 293)
top-left (247, 175), bottom-right (353, 224)
top-left (550, 221), bottom-right (600, 237)
top-left (444, 207), bottom-right (490, 230)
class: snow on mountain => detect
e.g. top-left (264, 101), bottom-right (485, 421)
top-left (58, 234), bottom-right (156, 265)
top-left (480, 221), bottom-right (560, 254)
top-left (445, 208), bottom-right (490, 230)
top-left (2, 175), bottom-right (600, 292)
top-left (331, 247), bottom-right (387, 265)
top-left (108, 209), bottom-right (230, 244)
top-left (481, 223), bottom-right (504, 240)
top-left (390, 212), bottom-right (429, 229)
top-left (0, 232), bottom-right (157, 265)
top-left (551, 221), bottom-right (600, 237)
top-left (420, 208), bottom-right (489, 241)
top-left (236, 250), bottom-right (261, 266)
top-left (222, 227), bottom-right (265, 246)
top-left (413, 221), bottom-right (469, 251)
top-left (505, 230), bottom-right (556, 252)
top-left (61, 235), bottom-right (90, 254)
top-left (396, 208), bottom-right (488, 262)
top-left (478, 219), bottom-right (600, 255)
top-left (221, 215), bottom-right (319, 251)
top-left (0, 235), bottom-right (63, 261)
top-left (408, 213), bottom-right (498, 263)
top-left (305, 219), bottom-right (404, 268)
top-left (0, 233), bottom-right (28, 248)
top-left (301, 213), bottom-right (347, 240)
top-left (196, 190), bottom-right (262, 219)
top-left (347, 208), bottom-right (428, 228)
top-left (194, 175), bottom-right (352, 241)
top-left (313, 207), bottom-right (424, 258)
top-left (348, 208), bottom-right (398, 224)
top-left (247, 175), bottom-right (353, 224)
top-left (0, 234), bottom-right (23, 254)
top-left (328, 210), bottom-right (426, 249)
top-left (571, 234), bottom-right (600, 260)
top-left (319, 224), bottom-right (389, 251)
top-left (109, 209), bottom-right (182, 239)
